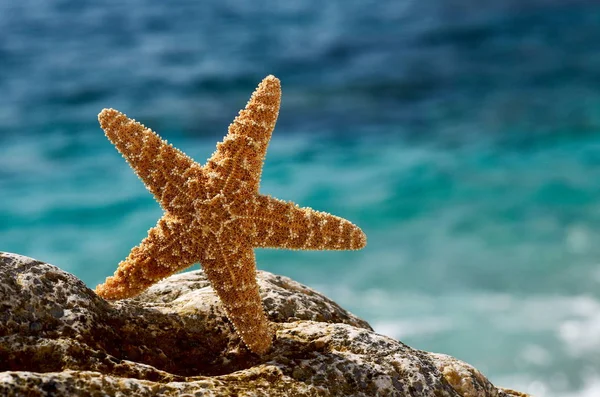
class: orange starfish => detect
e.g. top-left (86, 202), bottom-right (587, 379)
top-left (95, 75), bottom-right (366, 354)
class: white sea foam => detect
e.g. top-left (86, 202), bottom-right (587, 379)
top-left (500, 374), bottom-right (600, 397)
top-left (558, 296), bottom-right (600, 356)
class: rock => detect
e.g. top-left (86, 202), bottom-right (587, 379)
top-left (0, 252), bottom-right (528, 396)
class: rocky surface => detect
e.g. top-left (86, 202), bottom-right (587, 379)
top-left (0, 252), bottom-right (528, 396)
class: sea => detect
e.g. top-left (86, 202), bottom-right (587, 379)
top-left (2, 1), bottom-right (600, 395)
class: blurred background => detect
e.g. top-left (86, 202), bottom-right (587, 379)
top-left (1, 0), bottom-right (600, 395)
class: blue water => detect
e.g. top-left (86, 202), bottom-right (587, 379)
top-left (2, 1), bottom-right (600, 395)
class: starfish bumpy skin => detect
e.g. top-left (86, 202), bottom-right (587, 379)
top-left (95, 76), bottom-right (367, 354)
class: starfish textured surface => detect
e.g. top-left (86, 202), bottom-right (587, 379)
top-left (95, 75), bottom-right (367, 354)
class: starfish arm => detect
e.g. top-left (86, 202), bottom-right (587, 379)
top-left (98, 108), bottom-right (207, 214)
top-left (205, 75), bottom-right (281, 196)
top-left (236, 195), bottom-right (367, 251)
top-left (200, 241), bottom-right (273, 355)
top-left (95, 215), bottom-right (200, 300)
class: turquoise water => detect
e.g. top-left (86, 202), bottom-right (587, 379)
top-left (3, 1), bottom-right (600, 395)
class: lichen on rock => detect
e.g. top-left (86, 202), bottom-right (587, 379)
top-left (0, 252), bottom-right (528, 396)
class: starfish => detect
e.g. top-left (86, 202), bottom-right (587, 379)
top-left (95, 75), bottom-right (367, 354)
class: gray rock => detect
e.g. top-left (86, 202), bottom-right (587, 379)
top-left (0, 252), bottom-right (528, 396)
